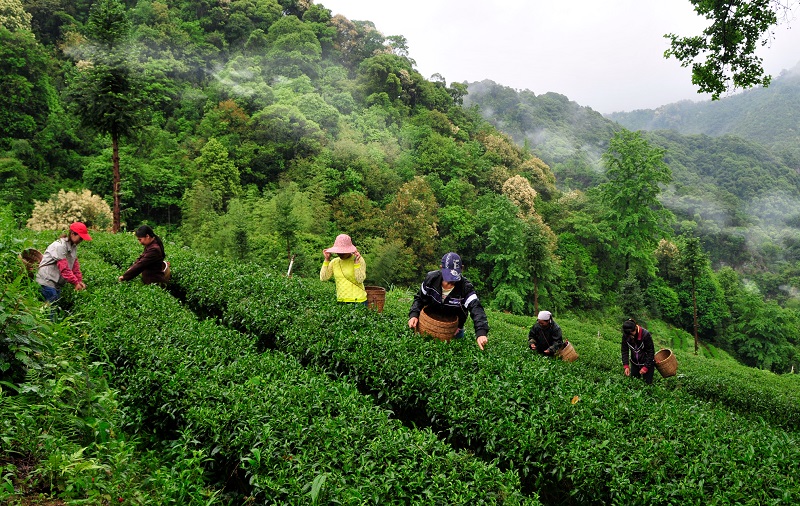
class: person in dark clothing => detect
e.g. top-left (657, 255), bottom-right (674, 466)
top-left (528, 310), bottom-right (564, 356)
top-left (621, 318), bottom-right (655, 384)
top-left (118, 225), bottom-right (169, 285)
top-left (408, 252), bottom-right (489, 350)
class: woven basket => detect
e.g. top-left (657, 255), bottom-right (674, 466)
top-left (19, 248), bottom-right (42, 278)
top-left (655, 348), bottom-right (677, 378)
top-left (417, 307), bottom-right (458, 342)
top-left (558, 340), bottom-right (579, 362)
top-left (162, 261), bottom-right (171, 282)
top-left (365, 285), bottom-right (385, 312)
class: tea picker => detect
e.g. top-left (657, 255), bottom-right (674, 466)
top-left (319, 234), bottom-right (367, 305)
top-left (528, 310), bottom-right (571, 358)
top-left (407, 252), bottom-right (489, 350)
top-left (621, 318), bottom-right (656, 385)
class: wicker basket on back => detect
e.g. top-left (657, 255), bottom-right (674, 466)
top-left (417, 307), bottom-right (458, 342)
top-left (655, 348), bottom-right (678, 378)
top-left (365, 285), bottom-right (386, 312)
top-left (19, 248), bottom-right (42, 278)
top-left (558, 340), bottom-right (579, 362)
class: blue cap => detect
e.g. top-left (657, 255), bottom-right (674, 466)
top-left (440, 252), bottom-right (462, 282)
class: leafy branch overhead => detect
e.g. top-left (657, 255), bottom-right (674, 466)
top-left (664, 0), bottom-right (793, 99)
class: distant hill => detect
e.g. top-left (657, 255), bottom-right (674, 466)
top-left (463, 79), bottom-right (800, 199)
top-left (462, 78), bottom-right (800, 272)
top-left (462, 80), bottom-right (617, 170)
top-left (607, 63), bottom-right (800, 164)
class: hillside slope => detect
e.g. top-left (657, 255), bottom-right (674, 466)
top-left (607, 63), bottom-right (800, 163)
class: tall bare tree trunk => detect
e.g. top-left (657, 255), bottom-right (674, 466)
top-left (112, 133), bottom-right (121, 233)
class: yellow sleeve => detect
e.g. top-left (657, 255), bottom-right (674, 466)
top-left (320, 260), bottom-right (333, 281)
top-left (354, 256), bottom-right (366, 283)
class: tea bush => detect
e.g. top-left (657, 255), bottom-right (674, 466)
top-left (87, 232), bottom-right (800, 503)
top-left (142, 240), bottom-right (799, 505)
top-left (0, 230), bottom-right (222, 504)
top-left (77, 278), bottom-right (532, 504)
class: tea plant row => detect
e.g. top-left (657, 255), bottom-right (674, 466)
top-left (491, 312), bottom-right (800, 430)
top-left (89, 234), bottom-right (800, 504)
top-left (77, 256), bottom-right (533, 504)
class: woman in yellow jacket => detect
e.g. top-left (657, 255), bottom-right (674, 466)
top-left (320, 234), bottom-right (367, 304)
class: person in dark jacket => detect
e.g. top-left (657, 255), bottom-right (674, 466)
top-left (118, 225), bottom-right (169, 285)
top-left (621, 318), bottom-right (655, 384)
top-left (528, 310), bottom-right (564, 356)
top-left (407, 252), bottom-right (489, 350)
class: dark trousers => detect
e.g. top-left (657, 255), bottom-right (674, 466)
top-left (631, 365), bottom-right (654, 385)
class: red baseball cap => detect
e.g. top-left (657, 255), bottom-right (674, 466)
top-left (69, 222), bottom-right (92, 241)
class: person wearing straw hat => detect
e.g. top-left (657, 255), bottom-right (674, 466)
top-left (320, 234), bottom-right (367, 304)
top-left (36, 222), bottom-right (92, 308)
top-left (407, 252), bottom-right (489, 350)
top-left (528, 310), bottom-right (564, 356)
top-left (621, 318), bottom-right (655, 384)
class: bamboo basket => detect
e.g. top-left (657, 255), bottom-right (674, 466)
top-left (558, 340), bottom-right (579, 362)
top-left (19, 248), bottom-right (42, 278)
top-left (364, 285), bottom-right (386, 312)
top-left (162, 261), bottom-right (171, 282)
top-left (655, 348), bottom-right (678, 378)
top-left (417, 307), bottom-right (458, 342)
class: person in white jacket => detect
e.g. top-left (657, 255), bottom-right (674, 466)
top-left (36, 222), bottom-right (92, 306)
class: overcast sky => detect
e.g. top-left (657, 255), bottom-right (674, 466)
top-left (319, 0), bottom-right (800, 114)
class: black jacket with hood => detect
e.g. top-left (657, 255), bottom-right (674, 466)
top-left (409, 270), bottom-right (489, 337)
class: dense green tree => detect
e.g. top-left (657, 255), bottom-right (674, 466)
top-left (665, 0), bottom-right (791, 99)
top-left (716, 266), bottom-right (798, 371)
top-left (264, 14), bottom-right (321, 78)
top-left (555, 232), bottom-right (601, 310)
top-left (21, 0), bottom-right (92, 45)
top-left (384, 176), bottom-right (439, 281)
top-left (436, 203), bottom-right (475, 251)
top-left (180, 180), bottom-right (218, 250)
top-left (197, 99), bottom-right (251, 141)
top-left (331, 192), bottom-right (383, 247)
top-left (679, 226), bottom-right (711, 353)
top-left (0, 155), bottom-right (31, 220)
top-left (674, 267), bottom-right (729, 342)
top-left (0, 27), bottom-right (58, 150)
top-left (194, 138), bottom-right (241, 212)
top-left (367, 238), bottom-right (417, 287)
top-left (66, 0), bottom-right (147, 232)
top-left (645, 278), bottom-right (682, 323)
top-left (599, 128), bottom-right (674, 281)
top-left (618, 269), bottom-right (645, 322)
top-left (251, 183), bottom-right (319, 275)
top-left (475, 194), bottom-right (529, 314)
top-left (523, 216), bottom-right (560, 314)
top-left (357, 53), bottom-right (450, 111)
top-left (0, 0), bottom-right (31, 30)
top-left (273, 184), bottom-right (300, 264)
top-left (329, 16), bottom-right (386, 71)
top-left (412, 130), bottom-right (467, 181)
top-left (247, 104), bottom-right (326, 180)
top-left (551, 189), bottom-right (617, 293)
top-left (734, 299), bottom-right (798, 372)
top-left (226, 0), bottom-right (281, 45)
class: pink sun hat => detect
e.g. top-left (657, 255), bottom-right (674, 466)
top-left (325, 234), bottom-right (357, 254)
